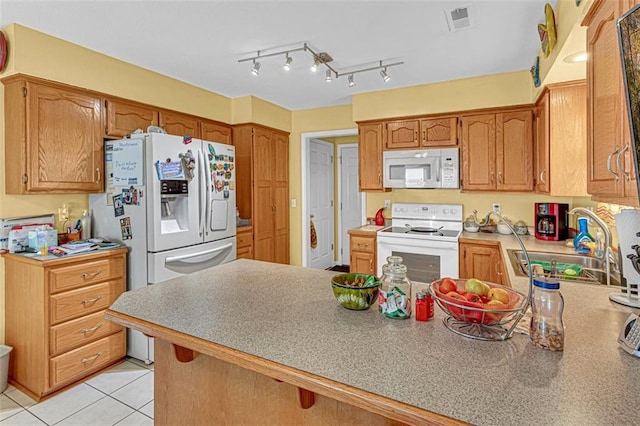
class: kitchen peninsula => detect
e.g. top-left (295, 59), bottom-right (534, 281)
top-left (106, 258), bottom-right (640, 425)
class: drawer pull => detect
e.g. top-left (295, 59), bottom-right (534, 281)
top-left (81, 352), bottom-right (102, 364)
top-left (81, 295), bottom-right (102, 305)
top-left (81, 270), bottom-right (103, 279)
top-left (81, 323), bottom-right (103, 335)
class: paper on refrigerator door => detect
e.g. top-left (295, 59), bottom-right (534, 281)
top-left (615, 209), bottom-right (640, 284)
top-left (111, 139), bottom-right (144, 187)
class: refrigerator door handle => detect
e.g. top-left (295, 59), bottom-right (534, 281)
top-left (204, 144), bottom-right (213, 236)
top-left (164, 243), bottom-right (233, 264)
top-left (197, 150), bottom-right (206, 236)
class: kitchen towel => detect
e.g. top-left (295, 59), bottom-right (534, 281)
top-left (310, 220), bottom-right (317, 249)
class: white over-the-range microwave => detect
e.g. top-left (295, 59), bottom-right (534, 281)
top-left (383, 148), bottom-right (460, 189)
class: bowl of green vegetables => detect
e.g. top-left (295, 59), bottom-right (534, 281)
top-left (331, 273), bottom-right (380, 310)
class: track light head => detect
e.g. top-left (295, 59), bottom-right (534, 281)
top-left (251, 60), bottom-right (261, 76)
top-left (380, 67), bottom-right (390, 82)
top-left (311, 57), bottom-right (321, 73)
top-left (325, 69), bottom-right (332, 82)
top-left (283, 54), bottom-right (292, 71)
top-left (348, 74), bottom-right (355, 87)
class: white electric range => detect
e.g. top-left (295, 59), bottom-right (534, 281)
top-left (376, 203), bottom-right (463, 285)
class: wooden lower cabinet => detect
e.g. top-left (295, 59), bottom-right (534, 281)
top-left (237, 226), bottom-right (254, 259)
top-left (349, 231), bottom-right (377, 275)
top-left (4, 248), bottom-right (128, 401)
top-left (458, 240), bottom-right (510, 287)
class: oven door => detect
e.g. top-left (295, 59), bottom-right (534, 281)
top-left (377, 236), bottom-right (459, 289)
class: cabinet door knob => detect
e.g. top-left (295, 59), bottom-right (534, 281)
top-left (95, 167), bottom-right (101, 184)
top-left (539, 169), bottom-right (546, 184)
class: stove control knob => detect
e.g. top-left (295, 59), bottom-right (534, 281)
top-left (451, 208), bottom-right (457, 215)
top-left (443, 208), bottom-right (449, 214)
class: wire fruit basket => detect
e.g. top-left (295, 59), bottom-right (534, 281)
top-left (430, 279), bottom-right (527, 341)
top-left (431, 211), bottom-right (534, 341)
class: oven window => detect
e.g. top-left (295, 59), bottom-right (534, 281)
top-left (391, 251), bottom-right (440, 284)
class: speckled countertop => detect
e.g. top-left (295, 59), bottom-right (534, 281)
top-left (108, 254), bottom-right (640, 425)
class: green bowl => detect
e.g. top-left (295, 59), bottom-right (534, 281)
top-left (331, 273), bottom-right (380, 310)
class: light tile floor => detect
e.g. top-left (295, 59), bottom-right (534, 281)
top-left (0, 358), bottom-right (154, 425)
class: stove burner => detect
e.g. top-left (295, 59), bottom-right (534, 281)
top-left (404, 224), bottom-right (444, 234)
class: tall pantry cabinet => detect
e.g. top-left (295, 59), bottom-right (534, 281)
top-left (234, 124), bottom-right (290, 264)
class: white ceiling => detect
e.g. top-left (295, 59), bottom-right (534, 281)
top-left (1, 0), bottom-right (555, 111)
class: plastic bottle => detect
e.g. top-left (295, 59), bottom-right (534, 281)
top-left (594, 228), bottom-right (604, 258)
top-left (573, 217), bottom-right (594, 254)
top-left (529, 278), bottom-right (564, 351)
top-left (80, 210), bottom-right (92, 240)
top-left (378, 256), bottom-right (412, 319)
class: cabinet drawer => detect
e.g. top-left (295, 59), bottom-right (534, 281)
top-left (237, 231), bottom-right (252, 248)
top-left (237, 245), bottom-right (253, 259)
top-left (49, 257), bottom-right (124, 294)
top-left (49, 330), bottom-right (125, 389)
top-left (50, 310), bottom-right (124, 356)
top-left (350, 235), bottom-right (375, 253)
top-left (50, 280), bottom-right (124, 325)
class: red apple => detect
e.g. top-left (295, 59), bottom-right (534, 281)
top-left (439, 278), bottom-right (458, 294)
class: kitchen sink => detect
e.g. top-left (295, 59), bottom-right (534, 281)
top-left (507, 249), bottom-right (621, 286)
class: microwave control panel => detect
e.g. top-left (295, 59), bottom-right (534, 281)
top-left (440, 149), bottom-right (459, 188)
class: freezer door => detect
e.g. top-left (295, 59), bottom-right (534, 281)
top-left (202, 140), bottom-right (237, 243)
top-left (147, 237), bottom-right (237, 284)
top-left (146, 134), bottom-right (202, 252)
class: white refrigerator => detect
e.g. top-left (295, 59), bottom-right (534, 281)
top-left (90, 132), bottom-right (236, 363)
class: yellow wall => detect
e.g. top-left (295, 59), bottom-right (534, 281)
top-left (231, 96), bottom-right (291, 131)
top-left (352, 70), bottom-right (533, 122)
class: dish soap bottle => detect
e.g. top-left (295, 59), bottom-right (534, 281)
top-left (594, 228), bottom-right (605, 258)
top-left (573, 217), bottom-right (594, 255)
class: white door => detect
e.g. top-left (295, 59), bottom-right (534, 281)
top-left (308, 139), bottom-right (334, 269)
top-left (339, 145), bottom-right (363, 265)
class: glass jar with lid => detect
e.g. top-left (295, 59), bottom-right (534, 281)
top-left (529, 278), bottom-right (564, 351)
top-left (379, 256), bottom-right (412, 319)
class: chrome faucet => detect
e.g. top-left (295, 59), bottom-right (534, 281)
top-left (569, 207), bottom-right (617, 286)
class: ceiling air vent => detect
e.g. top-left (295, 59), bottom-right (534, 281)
top-left (444, 4), bottom-right (475, 31)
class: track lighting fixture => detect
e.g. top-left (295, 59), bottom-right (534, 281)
top-left (311, 56), bottom-right (321, 73)
top-left (251, 59), bottom-right (261, 76)
top-left (380, 67), bottom-right (390, 82)
top-left (238, 43), bottom-right (403, 85)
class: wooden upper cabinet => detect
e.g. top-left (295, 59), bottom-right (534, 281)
top-left (461, 114), bottom-right (495, 190)
top-left (104, 98), bottom-right (158, 138)
top-left (461, 108), bottom-right (533, 192)
top-left (583, 0), bottom-right (638, 206)
top-left (3, 76), bottom-right (103, 194)
top-left (201, 120), bottom-right (232, 145)
top-left (385, 120), bottom-right (420, 149)
top-left (534, 90), bottom-right (551, 194)
top-left (358, 123), bottom-right (385, 191)
top-left (535, 81), bottom-right (589, 196)
top-left (384, 116), bottom-right (458, 149)
top-left (496, 109), bottom-right (533, 191)
top-left (420, 116), bottom-right (458, 147)
top-left (159, 110), bottom-right (201, 138)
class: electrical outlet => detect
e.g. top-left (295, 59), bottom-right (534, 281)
top-left (58, 205), bottom-right (69, 222)
top-left (384, 200), bottom-right (391, 209)
top-left (492, 203), bottom-right (501, 214)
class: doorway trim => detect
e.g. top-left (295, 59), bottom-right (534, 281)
top-left (337, 143), bottom-right (360, 266)
top-left (301, 128), bottom-right (364, 267)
